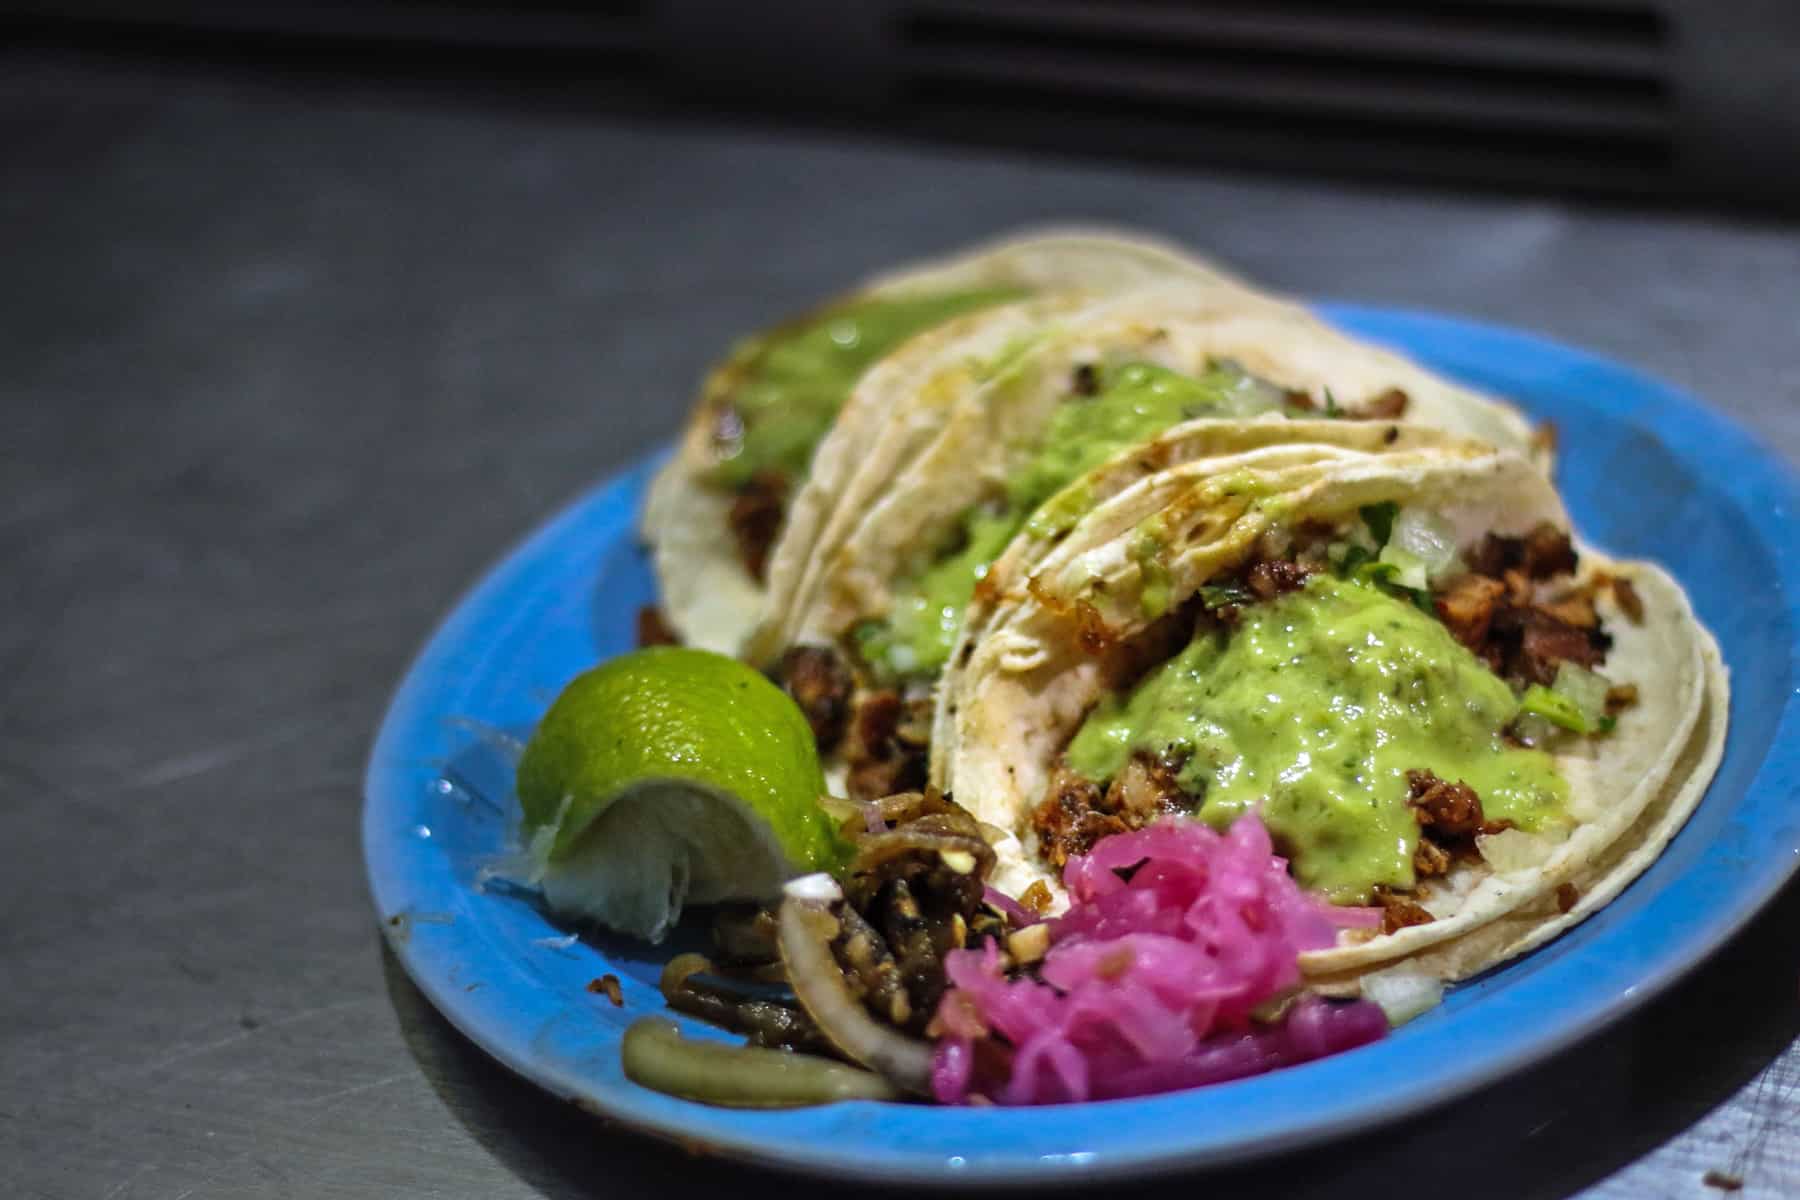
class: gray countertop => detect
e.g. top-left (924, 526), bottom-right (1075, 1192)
top-left (4, 49), bottom-right (1798, 1200)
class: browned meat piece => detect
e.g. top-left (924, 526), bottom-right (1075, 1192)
top-left (635, 606), bottom-right (681, 648)
top-left (587, 974), bottom-right (625, 1006)
top-left (1464, 533), bottom-right (1517, 580)
top-left (1464, 522), bottom-right (1577, 583)
top-left (772, 645), bottom-right (854, 752)
top-left (847, 754), bottom-right (928, 804)
top-left (1103, 753), bottom-right (1194, 821)
top-left (1435, 574), bottom-right (1507, 651)
top-left (727, 471), bottom-right (788, 582)
top-left (1521, 523), bottom-right (1579, 579)
top-left (1501, 567), bottom-right (1535, 607)
top-left (843, 689), bottom-right (930, 803)
top-left (1019, 880), bottom-right (1054, 915)
top-left (1374, 889), bottom-right (1436, 933)
top-left (1071, 363), bottom-right (1100, 396)
top-left (1356, 388), bottom-right (1409, 419)
top-left (1031, 754), bottom-right (1191, 868)
top-left (1406, 769), bottom-right (1485, 837)
top-left (1556, 883), bottom-right (1580, 913)
top-left (1606, 683), bottom-right (1640, 715)
top-left (894, 695), bottom-right (934, 748)
top-left (1284, 388), bottom-right (1317, 411)
top-left (1611, 576), bottom-right (1645, 623)
top-left (1413, 838), bottom-right (1453, 879)
top-left (1512, 610), bottom-right (1608, 686)
top-left (1245, 558), bottom-right (1318, 600)
top-left (1030, 763), bottom-right (1126, 869)
top-left (1538, 589), bottom-right (1599, 630)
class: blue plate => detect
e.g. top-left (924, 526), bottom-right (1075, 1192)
top-left (364, 307), bottom-right (1800, 1184)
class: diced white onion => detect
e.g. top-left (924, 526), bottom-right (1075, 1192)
top-left (1476, 828), bottom-right (1556, 874)
top-left (1360, 968), bottom-right (1444, 1026)
top-left (1377, 546), bottom-right (1430, 591)
top-left (1387, 507), bottom-right (1461, 582)
top-left (1552, 663), bottom-right (1612, 728)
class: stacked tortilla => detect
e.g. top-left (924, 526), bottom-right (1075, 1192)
top-left (643, 229), bottom-right (1726, 998)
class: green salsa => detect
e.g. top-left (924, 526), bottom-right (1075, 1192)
top-left (708, 287), bottom-right (1027, 489)
top-left (870, 361), bottom-right (1290, 677)
top-left (1065, 574), bottom-right (1569, 902)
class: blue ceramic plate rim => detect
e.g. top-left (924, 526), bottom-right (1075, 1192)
top-left (365, 304), bottom-right (1800, 1185)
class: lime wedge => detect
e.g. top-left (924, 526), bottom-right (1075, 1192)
top-left (515, 646), bottom-right (848, 941)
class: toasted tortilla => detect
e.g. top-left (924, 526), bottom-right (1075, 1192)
top-left (935, 444), bottom-right (1724, 986)
top-left (643, 228), bottom-right (1250, 655)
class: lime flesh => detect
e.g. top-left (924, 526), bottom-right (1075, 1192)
top-left (515, 646), bottom-right (846, 941)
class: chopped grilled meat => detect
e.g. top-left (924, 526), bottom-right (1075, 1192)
top-left (1104, 754), bottom-right (1192, 823)
top-left (1373, 888), bottom-right (1436, 933)
top-left (1611, 576), bottom-right (1645, 623)
top-left (772, 645), bottom-right (855, 753)
top-left (1433, 525), bottom-right (1610, 684)
top-left (1031, 754), bottom-right (1194, 868)
top-left (1406, 769), bottom-right (1485, 837)
top-left (1538, 589), bottom-right (1599, 629)
top-left (1413, 837), bottom-right (1453, 879)
top-left (635, 606), bottom-right (680, 647)
top-left (727, 471), bottom-right (788, 582)
top-left (1556, 882), bottom-right (1580, 914)
top-left (1606, 683), bottom-right (1640, 715)
top-left (1521, 524), bottom-right (1579, 578)
top-left (1404, 769), bottom-right (1507, 880)
top-left (1356, 388), bottom-right (1409, 419)
top-left (1466, 522), bottom-right (1579, 582)
top-left (1284, 388), bottom-right (1316, 411)
top-left (1508, 609), bottom-right (1609, 686)
top-left (893, 695), bottom-right (934, 748)
top-left (1246, 557), bottom-right (1318, 600)
top-left (1435, 574), bottom-right (1507, 649)
top-left (588, 974), bottom-right (625, 1007)
top-left (1031, 763), bottom-right (1126, 869)
top-left (1020, 880), bottom-right (1054, 915)
top-left (843, 689), bottom-right (930, 803)
top-left (1501, 567), bottom-right (1535, 607)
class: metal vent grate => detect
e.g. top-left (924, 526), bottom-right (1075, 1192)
top-left (6, 0), bottom-right (655, 76)
top-left (895, 0), bottom-right (1676, 188)
top-left (13, 0), bottom-right (1799, 210)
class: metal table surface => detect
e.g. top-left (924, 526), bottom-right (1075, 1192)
top-left (4, 49), bottom-right (1798, 1200)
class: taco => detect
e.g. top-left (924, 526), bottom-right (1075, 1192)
top-left (933, 442), bottom-right (1726, 991)
top-left (749, 274), bottom-right (1542, 800)
top-left (641, 229), bottom-right (1251, 654)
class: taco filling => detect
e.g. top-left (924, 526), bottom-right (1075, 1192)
top-left (704, 287), bottom-right (1027, 578)
top-left (1032, 509), bottom-right (1634, 920)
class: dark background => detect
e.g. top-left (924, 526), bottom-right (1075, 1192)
top-left (4, 8), bottom-right (1799, 1198)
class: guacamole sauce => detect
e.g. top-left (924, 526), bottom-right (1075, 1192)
top-left (871, 362), bottom-right (1290, 677)
top-left (709, 287), bottom-right (1026, 489)
top-left (1065, 574), bottom-right (1569, 902)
